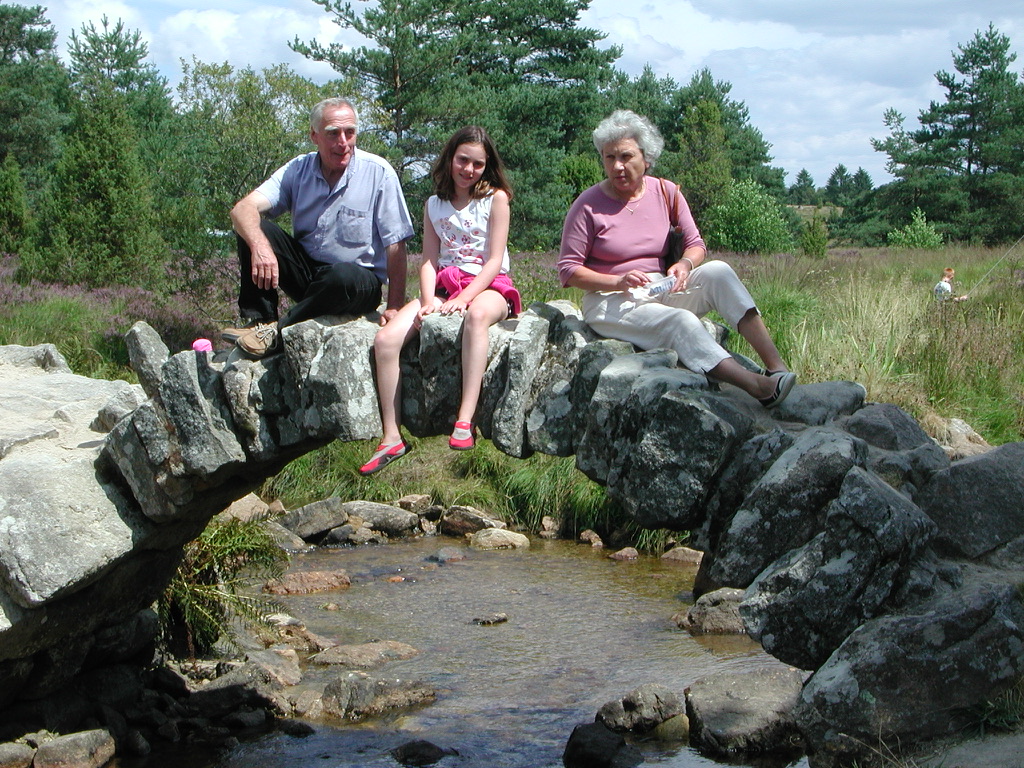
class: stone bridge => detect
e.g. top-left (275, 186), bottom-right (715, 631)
top-left (1, 301), bottom-right (1023, 766)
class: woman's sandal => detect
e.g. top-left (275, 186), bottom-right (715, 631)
top-left (759, 371), bottom-right (797, 410)
top-left (449, 421), bottom-right (475, 450)
top-left (359, 441), bottom-right (410, 475)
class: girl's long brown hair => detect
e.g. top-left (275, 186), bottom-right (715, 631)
top-left (431, 126), bottom-right (513, 202)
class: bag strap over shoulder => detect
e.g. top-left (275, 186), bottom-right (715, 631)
top-left (659, 177), bottom-right (681, 230)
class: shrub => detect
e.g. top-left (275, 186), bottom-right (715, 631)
top-left (704, 180), bottom-right (795, 254)
top-left (800, 216), bottom-right (829, 259)
top-left (887, 207), bottom-right (943, 250)
top-left (158, 515), bottom-right (288, 658)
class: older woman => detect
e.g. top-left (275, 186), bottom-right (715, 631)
top-left (558, 110), bottom-right (796, 408)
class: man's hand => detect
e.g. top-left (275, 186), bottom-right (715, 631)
top-left (251, 244), bottom-right (280, 290)
top-left (379, 308), bottom-right (400, 326)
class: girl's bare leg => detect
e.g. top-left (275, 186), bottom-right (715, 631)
top-left (456, 290), bottom-right (509, 424)
top-left (372, 299), bottom-right (424, 444)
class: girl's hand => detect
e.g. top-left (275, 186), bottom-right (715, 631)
top-left (617, 270), bottom-right (651, 293)
top-left (414, 302), bottom-right (437, 329)
top-left (440, 297), bottom-right (469, 315)
top-left (667, 260), bottom-right (692, 292)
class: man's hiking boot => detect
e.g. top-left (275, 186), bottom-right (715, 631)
top-left (236, 322), bottom-right (280, 359)
top-left (221, 319), bottom-right (268, 343)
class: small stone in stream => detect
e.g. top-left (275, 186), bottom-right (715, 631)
top-left (471, 613), bottom-right (508, 625)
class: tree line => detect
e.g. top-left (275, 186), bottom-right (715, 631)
top-left (0, 2), bottom-right (1021, 297)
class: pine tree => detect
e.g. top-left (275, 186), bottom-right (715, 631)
top-left (0, 5), bottom-right (71, 199)
top-left (824, 164), bottom-right (852, 206)
top-left (0, 153), bottom-right (31, 254)
top-left (672, 99), bottom-right (731, 219)
top-left (787, 169), bottom-right (818, 205)
top-left (24, 84), bottom-right (166, 288)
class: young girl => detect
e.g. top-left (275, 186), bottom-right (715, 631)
top-left (360, 126), bottom-right (520, 474)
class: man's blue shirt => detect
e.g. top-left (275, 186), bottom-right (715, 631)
top-left (256, 148), bottom-right (414, 282)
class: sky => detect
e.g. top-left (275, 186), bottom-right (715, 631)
top-left (32, 0), bottom-right (1024, 188)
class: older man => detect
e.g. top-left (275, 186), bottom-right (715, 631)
top-left (224, 97), bottom-right (414, 358)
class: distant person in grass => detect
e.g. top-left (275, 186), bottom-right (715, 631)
top-left (933, 267), bottom-right (967, 302)
top-left (359, 126), bottom-right (520, 475)
top-left (558, 109), bottom-right (796, 409)
top-left (224, 97), bottom-right (414, 359)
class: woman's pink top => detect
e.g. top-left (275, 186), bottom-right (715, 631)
top-left (558, 177), bottom-right (705, 287)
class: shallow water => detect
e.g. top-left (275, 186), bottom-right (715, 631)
top-left (157, 537), bottom-right (807, 768)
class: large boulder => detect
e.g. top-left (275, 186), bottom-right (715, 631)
top-left (916, 442), bottom-right (1024, 559)
top-left (706, 427), bottom-right (867, 589)
top-left (686, 664), bottom-right (806, 759)
top-left (795, 580), bottom-right (1024, 767)
top-left (741, 467), bottom-right (939, 669)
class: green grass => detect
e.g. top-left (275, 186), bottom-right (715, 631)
top-left (728, 246), bottom-right (1024, 444)
top-left (0, 294), bottom-right (137, 381)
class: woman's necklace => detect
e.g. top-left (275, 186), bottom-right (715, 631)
top-left (622, 179), bottom-right (646, 214)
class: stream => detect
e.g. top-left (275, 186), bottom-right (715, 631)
top-left (159, 536), bottom-right (808, 768)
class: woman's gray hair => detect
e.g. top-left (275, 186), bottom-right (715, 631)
top-left (310, 98), bottom-right (358, 131)
top-left (592, 109), bottom-right (664, 166)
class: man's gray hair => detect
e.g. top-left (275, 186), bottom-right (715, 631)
top-left (592, 109), bottom-right (664, 166)
top-left (310, 98), bottom-right (358, 131)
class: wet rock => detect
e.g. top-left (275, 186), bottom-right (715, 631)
top-left (426, 547), bottom-right (466, 563)
top-left (263, 570), bottom-right (350, 595)
top-left (660, 546), bottom-right (703, 565)
top-left (439, 506), bottom-right (506, 536)
top-left (608, 547), bottom-right (638, 561)
top-left (273, 624), bottom-right (337, 653)
top-left (221, 708), bottom-right (267, 729)
top-left (0, 742), bottom-right (34, 768)
top-left (579, 530), bottom-right (603, 548)
top-left (562, 721), bottom-right (643, 768)
top-left (278, 719), bottom-right (315, 737)
top-left (597, 683), bottom-right (684, 734)
top-left (342, 500), bottom-right (419, 537)
top-left (676, 587), bottom-right (746, 635)
top-left (468, 528), bottom-right (529, 550)
top-left (538, 515), bottom-right (560, 539)
top-left (471, 613), bottom-right (508, 626)
top-left (265, 520), bottom-right (310, 552)
top-left (278, 497), bottom-right (349, 541)
top-left (651, 713), bottom-right (689, 742)
top-left (395, 494), bottom-right (432, 515)
top-left (32, 729), bottom-right (115, 768)
top-left (312, 641), bottom-right (420, 668)
top-left (320, 671), bottom-right (434, 721)
top-left (390, 739), bottom-right (459, 766)
top-left (187, 662), bottom-right (289, 719)
top-left (686, 665), bottom-right (805, 759)
top-left (323, 522), bottom-right (384, 546)
top-left (247, 648), bottom-right (302, 687)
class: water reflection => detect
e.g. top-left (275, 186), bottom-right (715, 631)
top-left (170, 537), bottom-right (807, 767)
